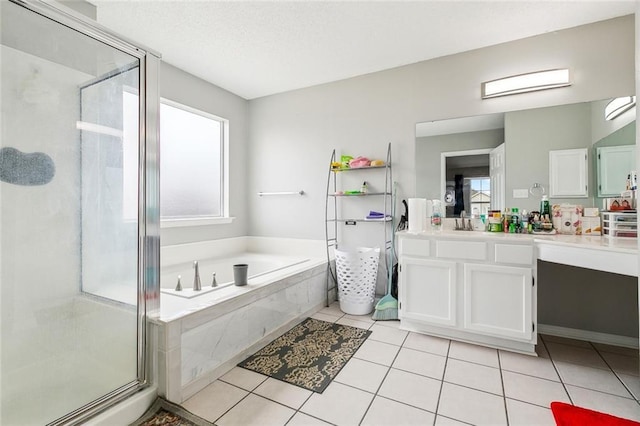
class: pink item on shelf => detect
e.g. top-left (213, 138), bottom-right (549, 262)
top-left (348, 156), bottom-right (371, 168)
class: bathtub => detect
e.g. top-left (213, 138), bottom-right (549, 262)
top-left (156, 236), bottom-right (332, 403)
top-left (161, 253), bottom-right (311, 299)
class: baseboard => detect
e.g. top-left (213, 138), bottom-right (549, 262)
top-left (538, 324), bottom-right (639, 349)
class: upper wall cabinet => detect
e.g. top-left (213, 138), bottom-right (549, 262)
top-left (597, 145), bottom-right (636, 197)
top-left (549, 148), bottom-right (588, 198)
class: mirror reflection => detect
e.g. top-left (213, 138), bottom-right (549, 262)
top-left (415, 99), bottom-right (636, 217)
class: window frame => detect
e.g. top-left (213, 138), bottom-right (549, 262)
top-left (159, 98), bottom-right (232, 228)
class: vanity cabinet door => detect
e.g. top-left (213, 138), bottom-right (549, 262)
top-left (597, 145), bottom-right (636, 196)
top-left (463, 263), bottom-right (533, 341)
top-left (549, 148), bottom-right (588, 197)
top-left (399, 257), bottom-right (457, 327)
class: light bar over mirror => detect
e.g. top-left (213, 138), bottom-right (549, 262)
top-left (482, 69), bottom-right (571, 99)
top-left (605, 96), bottom-right (636, 121)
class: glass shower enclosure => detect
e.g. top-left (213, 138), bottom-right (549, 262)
top-left (1, 1), bottom-right (160, 424)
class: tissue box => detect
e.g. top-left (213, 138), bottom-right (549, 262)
top-left (582, 216), bottom-right (602, 236)
top-left (552, 204), bottom-right (583, 235)
top-left (583, 207), bottom-right (599, 217)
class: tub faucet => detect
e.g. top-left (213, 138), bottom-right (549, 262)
top-left (193, 261), bottom-right (202, 291)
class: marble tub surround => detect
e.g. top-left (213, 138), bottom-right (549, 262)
top-left (156, 237), bottom-right (330, 404)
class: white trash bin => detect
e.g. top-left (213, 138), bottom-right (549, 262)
top-left (335, 247), bottom-right (380, 315)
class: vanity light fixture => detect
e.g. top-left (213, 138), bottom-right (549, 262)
top-left (481, 69), bottom-right (571, 99)
top-left (604, 96), bottom-right (636, 121)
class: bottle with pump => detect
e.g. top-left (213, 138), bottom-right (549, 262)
top-left (361, 181), bottom-right (367, 194)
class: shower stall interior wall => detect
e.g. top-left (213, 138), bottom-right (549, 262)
top-left (0, 1), bottom-right (160, 424)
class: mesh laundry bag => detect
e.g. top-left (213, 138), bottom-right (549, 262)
top-left (335, 247), bottom-right (380, 315)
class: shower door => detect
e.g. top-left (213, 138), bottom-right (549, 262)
top-left (0, 1), bottom-right (159, 424)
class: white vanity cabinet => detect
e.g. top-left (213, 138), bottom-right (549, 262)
top-left (401, 257), bottom-right (457, 327)
top-left (398, 233), bottom-right (537, 355)
top-left (463, 263), bottom-right (533, 341)
top-left (549, 148), bottom-right (588, 197)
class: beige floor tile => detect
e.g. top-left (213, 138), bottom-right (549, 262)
top-left (286, 412), bottom-right (333, 426)
top-left (502, 370), bottom-right (570, 408)
top-left (600, 351), bottom-right (640, 377)
top-left (566, 385), bottom-right (640, 421)
top-left (544, 342), bottom-right (608, 370)
top-left (310, 312), bottom-right (340, 323)
top-left (444, 358), bottom-right (503, 395)
top-left (219, 366), bottom-right (268, 391)
top-left (253, 377), bottom-right (312, 409)
top-left (619, 373), bottom-right (640, 400)
top-left (593, 342), bottom-right (640, 358)
top-left (540, 334), bottom-right (592, 348)
top-left (536, 342), bottom-right (551, 359)
top-left (434, 416), bottom-right (470, 425)
top-left (368, 323), bottom-right (408, 346)
top-left (318, 304), bottom-right (344, 318)
top-left (499, 350), bottom-right (560, 381)
top-left (336, 317), bottom-right (372, 330)
top-left (554, 361), bottom-right (633, 398)
top-left (506, 398), bottom-right (555, 425)
top-left (437, 382), bottom-right (507, 425)
top-left (449, 340), bottom-right (499, 368)
top-left (334, 357), bottom-right (389, 393)
top-left (343, 313), bottom-right (375, 325)
top-left (377, 368), bottom-right (441, 412)
top-left (372, 319), bottom-right (401, 329)
top-left (181, 380), bottom-right (248, 423)
top-left (403, 332), bottom-right (450, 357)
top-left (300, 381), bottom-right (374, 425)
top-left (216, 393), bottom-right (295, 426)
top-left (393, 347), bottom-right (446, 380)
top-left (354, 339), bottom-right (400, 366)
top-left (361, 395), bottom-right (435, 426)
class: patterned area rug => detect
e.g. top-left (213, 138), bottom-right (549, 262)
top-left (238, 317), bottom-right (371, 393)
top-left (129, 398), bottom-right (213, 426)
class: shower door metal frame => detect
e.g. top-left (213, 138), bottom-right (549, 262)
top-left (7, 1), bottom-right (161, 424)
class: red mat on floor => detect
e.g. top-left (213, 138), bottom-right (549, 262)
top-left (551, 402), bottom-right (640, 426)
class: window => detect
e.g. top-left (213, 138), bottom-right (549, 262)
top-left (159, 100), bottom-right (229, 225)
top-left (468, 177), bottom-right (491, 216)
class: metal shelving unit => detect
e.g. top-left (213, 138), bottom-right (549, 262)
top-left (324, 143), bottom-right (393, 307)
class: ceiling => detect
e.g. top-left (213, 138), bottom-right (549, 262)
top-left (92, 1), bottom-right (636, 100)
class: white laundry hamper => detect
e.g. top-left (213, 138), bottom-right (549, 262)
top-left (335, 246), bottom-right (380, 315)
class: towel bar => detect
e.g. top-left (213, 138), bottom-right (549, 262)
top-left (258, 190), bottom-right (305, 196)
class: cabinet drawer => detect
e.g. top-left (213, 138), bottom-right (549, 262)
top-left (400, 238), bottom-right (430, 257)
top-left (495, 244), bottom-right (533, 266)
top-left (436, 240), bottom-right (487, 261)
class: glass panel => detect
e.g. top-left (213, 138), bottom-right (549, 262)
top-left (160, 102), bottom-right (222, 218)
top-left (1, 2), bottom-right (141, 424)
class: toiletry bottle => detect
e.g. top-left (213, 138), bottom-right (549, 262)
top-left (431, 201), bottom-right (442, 230)
top-left (521, 210), bottom-right (528, 234)
top-left (511, 207), bottom-right (519, 231)
top-left (540, 195), bottom-right (550, 217)
top-left (361, 181), bottom-right (367, 194)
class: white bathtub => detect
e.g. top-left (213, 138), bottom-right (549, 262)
top-left (156, 237), bottom-right (332, 403)
top-left (161, 253), bottom-right (311, 299)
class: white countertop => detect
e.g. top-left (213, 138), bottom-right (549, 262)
top-left (399, 229), bottom-right (638, 253)
top-left (398, 229), bottom-right (638, 276)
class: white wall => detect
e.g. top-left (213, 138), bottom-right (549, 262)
top-left (248, 15), bottom-right (635, 241)
top-left (159, 63), bottom-right (250, 246)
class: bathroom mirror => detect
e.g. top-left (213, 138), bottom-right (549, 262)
top-left (415, 98), bottom-right (636, 217)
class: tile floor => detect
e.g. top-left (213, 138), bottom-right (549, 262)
top-left (182, 303), bottom-right (640, 425)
